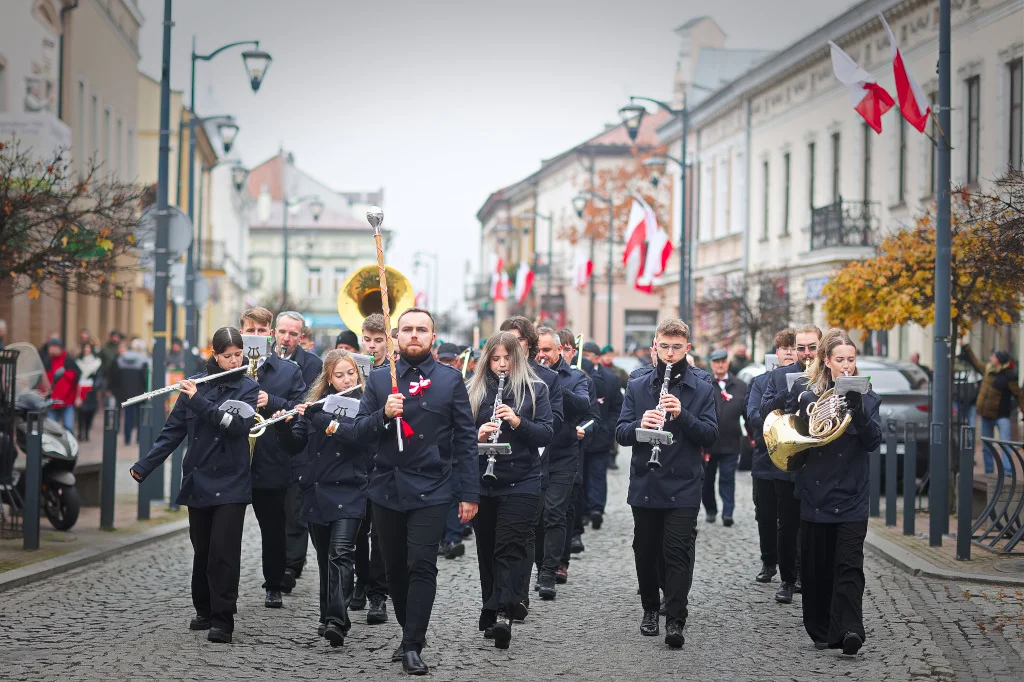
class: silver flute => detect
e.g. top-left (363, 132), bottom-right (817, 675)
top-left (121, 365), bottom-right (248, 407)
top-left (254, 384), bottom-right (361, 432)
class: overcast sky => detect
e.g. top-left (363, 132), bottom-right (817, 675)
top-left (137, 0), bottom-right (856, 315)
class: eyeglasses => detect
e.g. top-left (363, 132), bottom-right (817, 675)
top-left (658, 343), bottom-right (687, 353)
top-left (796, 345), bottom-right (818, 352)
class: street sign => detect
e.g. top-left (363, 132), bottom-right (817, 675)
top-left (169, 262), bottom-right (186, 305)
top-left (194, 274), bottom-right (210, 308)
top-left (136, 206), bottom-right (193, 260)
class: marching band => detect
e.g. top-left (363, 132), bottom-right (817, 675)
top-left (127, 211), bottom-right (881, 672)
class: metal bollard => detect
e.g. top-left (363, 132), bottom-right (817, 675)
top-left (903, 424), bottom-right (917, 536)
top-left (885, 420), bottom-right (898, 526)
top-left (100, 407), bottom-right (120, 531)
top-left (869, 445), bottom-right (881, 517)
top-left (22, 410), bottom-right (43, 551)
top-left (137, 404), bottom-right (153, 521)
top-left (168, 442), bottom-right (185, 512)
top-left (956, 425), bottom-right (975, 561)
top-left (143, 406), bottom-right (164, 502)
top-left (929, 421), bottom-right (946, 547)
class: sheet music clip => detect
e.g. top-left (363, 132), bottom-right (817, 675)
top-left (241, 334), bottom-right (271, 360)
top-left (218, 399), bottom-right (255, 429)
top-left (635, 428), bottom-right (672, 446)
top-left (350, 353), bottom-right (374, 378)
top-left (835, 376), bottom-right (870, 395)
top-left (764, 354), bottom-right (779, 372)
top-left (786, 372), bottom-right (803, 392)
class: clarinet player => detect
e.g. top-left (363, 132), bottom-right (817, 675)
top-left (615, 318), bottom-right (717, 649)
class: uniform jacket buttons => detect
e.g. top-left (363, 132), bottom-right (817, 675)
top-left (215, 492), bottom-right (221, 497)
top-left (420, 493), bottom-right (426, 499)
top-left (644, 496), bottom-right (650, 502)
top-left (418, 434), bottom-right (424, 440)
top-left (421, 401), bottom-right (427, 407)
top-left (384, 495), bottom-right (389, 500)
top-left (337, 504), bottom-right (343, 508)
top-left (834, 508), bottom-right (839, 513)
top-left (416, 467), bottom-right (421, 472)
top-left (671, 496), bottom-right (676, 502)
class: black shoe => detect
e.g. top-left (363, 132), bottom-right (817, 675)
top-left (640, 609), bottom-right (659, 636)
top-left (318, 623), bottom-right (326, 637)
top-left (483, 625), bottom-right (495, 639)
top-left (402, 651), bottom-right (429, 675)
top-left (722, 517), bottom-right (734, 527)
top-left (664, 620), bottom-right (685, 648)
top-left (367, 596), bottom-right (388, 624)
top-left (207, 627), bottom-right (232, 644)
top-left (570, 535), bottom-right (585, 553)
top-left (323, 623), bottom-right (345, 647)
top-left (755, 563), bottom-right (777, 583)
top-left (813, 641), bottom-right (829, 650)
top-left (461, 525), bottom-right (473, 538)
top-left (189, 616), bottom-right (211, 631)
top-left (265, 590), bottom-right (283, 608)
top-left (538, 576), bottom-right (556, 600)
top-left (842, 632), bottom-right (863, 656)
top-left (706, 514), bottom-right (717, 524)
top-left (513, 601), bottom-right (529, 622)
top-left (775, 582), bottom-right (795, 604)
top-left (350, 584), bottom-right (367, 611)
top-left (590, 512), bottom-right (603, 529)
top-left (391, 644), bottom-right (405, 662)
top-left (281, 569), bottom-right (297, 593)
top-left (491, 617), bottom-right (512, 649)
top-left (442, 541), bottom-right (465, 560)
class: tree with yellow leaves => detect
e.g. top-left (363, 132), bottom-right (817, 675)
top-left (0, 139), bottom-right (146, 299)
top-left (823, 172), bottom-right (1024, 338)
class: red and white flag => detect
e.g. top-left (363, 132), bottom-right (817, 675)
top-left (572, 250), bottom-right (593, 291)
top-left (414, 290), bottom-right (427, 307)
top-left (514, 261), bottom-right (534, 305)
top-left (623, 196), bottom-right (673, 293)
top-left (489, 253), bottom-right (510, 301)
top-left (829, 40), bottom-right (894, 134)
top-left (623, 198), bottom-right (648, 288)
top-left (879, 13), bottom-right (931, 133)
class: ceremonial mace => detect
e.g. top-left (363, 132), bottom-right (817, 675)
top-left (367, 206), bottom-right (404, 452)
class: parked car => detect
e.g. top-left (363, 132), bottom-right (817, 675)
top-left (611, 356), bottom-right (642, 376)
top-left (858, 357), bottom-right (931, 479)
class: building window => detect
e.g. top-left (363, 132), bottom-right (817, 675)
top-left (1010, 58), bottom-right (1022, 170)
top-left (928, 91), bottom-right (938, 195)
top-left (782, 152), bottom-right (791, 236)
top-left (966, 76), bottom-right (980, 184)
top-left (862, 123), bottom-right (872, 203)
top-left (808, 142), bottom-right (816, 208)
top-left (761, 160), bottom-right (770, 240)
top-left (897, 114), bottom-right (907, 204)
top-left (331, 267), bottom-right (348, 293)
top-left (831, 132), bottom-right (841, 202)
top-left (306, 267), bottom-right (322, 297)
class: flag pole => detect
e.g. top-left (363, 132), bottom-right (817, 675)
top-left (367, 206), bottom-right (403, 452)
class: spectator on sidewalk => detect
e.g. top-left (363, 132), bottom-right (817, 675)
top-left (910, 351), bottom-right (932, 379)
top-left (99, 330), bottom-right (122, 381)
top-left (167, 337), bottom-right (186, 370)
top-left (110, 338), bottom-right (151, 446)
top-left (76, 342), bottom-right (103, 442)
top-left (960, 346), bottom-right (1023, 474)
top-left (729, 345), bottom-right (752, 376)
top-left (703, 348), bottom-right (747, 527)
top-left (0, 319), bottom-right (7, 349)
top-left (42, 339), bottom-right (79, 431)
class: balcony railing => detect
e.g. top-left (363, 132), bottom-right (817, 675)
top-left (810, 199), bottom-right (881, 250)
top-left (198, 239), bottom-right (227, 274)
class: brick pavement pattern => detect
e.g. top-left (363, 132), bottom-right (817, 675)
top-left (1, 464), bottom-right (1022, 681)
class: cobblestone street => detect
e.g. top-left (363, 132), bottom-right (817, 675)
top-left (1, 462), bottom-right (1022, 681)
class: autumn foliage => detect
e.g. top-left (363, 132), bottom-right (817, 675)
top-left (823, 173), bottom-right (1024, 335)
top-left (0, 140), bottom-right (146, 299)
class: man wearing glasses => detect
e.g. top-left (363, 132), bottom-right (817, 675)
top-left (616, 318), bottom-right (718, 649)
top-left (760, 325), bottom-right (823, 416)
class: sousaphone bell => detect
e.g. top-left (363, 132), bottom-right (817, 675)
top-left (337, 264), bottom-right (415, 333)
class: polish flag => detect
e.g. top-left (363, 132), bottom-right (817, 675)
top-left (514, 261), bottom-right (534, 305)
top-left (623, 198), bottom-right (648, 288)
top-left (414, 290), bottom-right (427, 307)
top-left (829, 40), bottom-right (894, 134)
top-left (489, 253), bottom-right (510, 301)
top-left (879, 14), bottom-right (931, 133)
top-left (635, 202), bottom-right (673, 293)
top-left (572, 250), bottom-right (593, 291)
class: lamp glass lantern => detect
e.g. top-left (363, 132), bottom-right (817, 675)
top-left (571, 194), bottom-right (590, 219)
top-left (230, 165), bottom-right (249, 193)
top-left (618, 104), bottom-right (647, 142)
top-left (241, 49), bottom-right (273, 93)
top-left (217, 121), bottom-right (240, 154)
top-left (642, 157), bottom-right (667, 188)
top-left (309, 198), bottom-right (325, 223)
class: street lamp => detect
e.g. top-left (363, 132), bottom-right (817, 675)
top-left (572, 189), bottom-right (615, 347)
top-left (230, 164), bottom-right (249, 193)
top-left (281, 194), bottom-right (324, 305)
top-left (414, 251), bottom-right (440, 311)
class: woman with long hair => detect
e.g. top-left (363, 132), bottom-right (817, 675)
top-left (783, 328), bottom-right (882, 656)
top-left (130, 327), bottom-right (259, 645)
top-left (274, 349), bottom-right (369, 647)
top-left (467, 332), bottom-right (553, 649)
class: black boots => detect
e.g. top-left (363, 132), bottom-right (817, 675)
top-left (265, 589), bottom-right (283, 608)
top-left (775, 582), bottom-right (795, 604)
top-left (842, 632), bottom-right (864, 656)
top-left (640, 609), bottom-right (660, 636)
top-left (664, 620), bottom-right (685, 649)
top-left (367, 595), bottom-right (388, 624)
top-left (189, 616), bottom-right (211, 631)
top-left (755, 563), bottom-right (777, 583)
top-left (350, 583), bottom-right (367, 610)
top-left (490, 612), bottom-right (512, 650)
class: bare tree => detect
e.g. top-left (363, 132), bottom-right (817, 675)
top-left (0, 140), bottom-right (147, 299)
top-left (697, 270), bottom-right (792, 359)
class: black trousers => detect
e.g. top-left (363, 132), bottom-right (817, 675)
top-left (355, 501), bottom-right (389, 599)
top-left (561, 474), bottom-right (585, 566)
top-left (188, 503), bottom-right (246, 632)
top-left (372, 502), bottom-right (448, 653)
top-left (284, 483), bottom-right (308, 576)
top-left (308, 517), bottom-right (361, 632)
top-left (251, 487), bottom-right (288, 591)
top-left (539, 469), bottom-right (575, 577)
top-left (77, 408), bottom-right (97, 441)
top-left (800, 520), bottom-right (867, 646)
top-left (474, 493), bottom-right (540, 621)
top-left (752, 477), bottom-right (801, 583)
top-left (631, 506), bottom-right (698, 626)
top-left (522, 490), bottom-right (545, 595)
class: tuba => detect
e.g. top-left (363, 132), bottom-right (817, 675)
top-left (763, 375), bottom-right (858, 472)
top-left (337, 264), bottom-right (415, 332)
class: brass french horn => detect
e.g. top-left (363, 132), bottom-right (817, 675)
top-left (337, 264), bottom-right (415, 333)
top-left (763, 387), bottom-right (852, 472)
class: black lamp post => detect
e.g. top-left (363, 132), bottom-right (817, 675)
top-left (573, 190), bottom-right (614, 347)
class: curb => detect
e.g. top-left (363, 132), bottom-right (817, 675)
top-left (864, 529), bottom-right (1024, 587)
top-left (0, 519), bottom-right (191, 593)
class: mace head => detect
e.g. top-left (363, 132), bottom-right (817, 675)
top-left (366, 206), bottom-right (384, 233)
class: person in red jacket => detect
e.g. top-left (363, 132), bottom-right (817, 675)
top-left (43, 340), bottom-right (79, 431)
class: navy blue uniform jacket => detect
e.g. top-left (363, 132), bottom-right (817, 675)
top-left (745, 371), bottom-right (792, 482)
top-left (355, 354), bottom-right (479, 511)
top-left (475, 375), bottom-right (553, 497)
top-left (285, 345), bottom-right (323, 485)
top-left (616, 363), bottom-right (718, 509)
top-left (547, 358), bottom-right (598, 476)
top-left (759, 362), bottom-right (807, 419)
top-left (133, 368), bottom-right (259, 508)
top-left (784, 377), bottom-right (883, 523)
top-left (251, 354), bottom-right (306, 490)
top-left (531, 360), bottom-right (563, 434)
top-left (276, 391), bottom-right (368, 525)
top-left (587, 363), bottom-right (623, 456)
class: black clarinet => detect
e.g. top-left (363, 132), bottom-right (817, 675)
top-left (647, 361), bottom-right (673, 470)
top-left (482, 372), bottom-right (506, 482)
